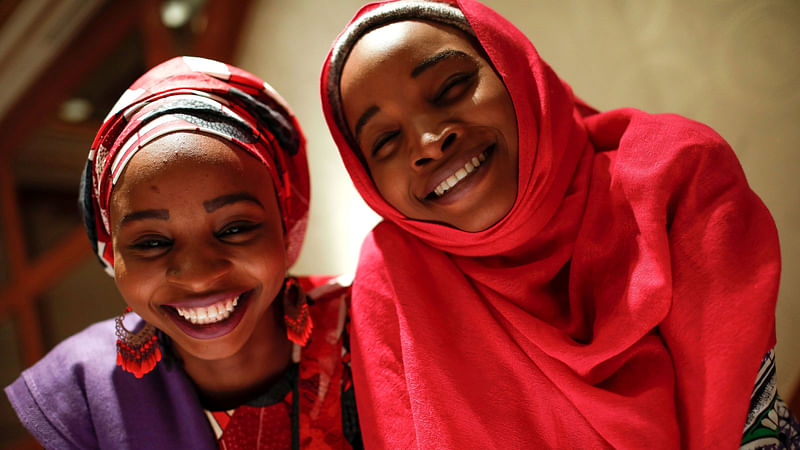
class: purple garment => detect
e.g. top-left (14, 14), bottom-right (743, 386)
top-left (4, 317), bottom-right (217, 449)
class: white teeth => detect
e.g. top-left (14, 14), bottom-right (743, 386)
top-left (174, 294), bottom-right (241, 325)
top-left (432, 150), bottom-right (488, 197)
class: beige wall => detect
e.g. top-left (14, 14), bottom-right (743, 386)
top-left (236, 0), bottom-right (799, 397)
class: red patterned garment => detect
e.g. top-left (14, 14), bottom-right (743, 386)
top-left (204, 276), bottom-right (360, 450)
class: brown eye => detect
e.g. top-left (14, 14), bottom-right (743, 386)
top-left (215, 221), bottom-right (261, 243)
top-left (434, 70), bottom-right (478, 104)
top-left (129, 235), bottom-right (172, 256)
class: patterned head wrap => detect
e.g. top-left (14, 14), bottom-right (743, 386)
top-left (81, 56), bottom-right (309, 275)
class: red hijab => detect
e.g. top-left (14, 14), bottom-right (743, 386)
top-left (321, 1), bottom-right (781, 448)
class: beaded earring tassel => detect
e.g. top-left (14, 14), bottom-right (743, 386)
top-left (115, 307), bottom-right (162, 378)
top-left (282, 277), bottom-right (313, 346)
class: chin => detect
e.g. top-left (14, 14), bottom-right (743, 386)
top-left (455, 200), bottom-right (516, 232)
top-left (184, 338), bottom-right (246, 362)
top-left (456, 216), bottom-right (502, 232)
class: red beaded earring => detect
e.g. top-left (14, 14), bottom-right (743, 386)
top-left (115, 307), bottom-right (161, 378)
top-left (282, 277), bottom-right (313, 346)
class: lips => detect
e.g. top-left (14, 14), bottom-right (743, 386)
top-left (424, 142), bottom-right (496, 200)
top-left (174, 295), bottom-right (239, 325)
top-left (431, 150), bottom-right (488, 197)
top-left (162, 289), bottom-right (254, 340)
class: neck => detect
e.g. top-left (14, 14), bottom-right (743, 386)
top-left (178, 301), bottom-right (293, 410)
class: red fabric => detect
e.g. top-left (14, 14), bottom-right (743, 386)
top-left (320, 0), bottom-right (781, 448)
top-left (297, 281), bottom-right (350, 449)
top-left (219, 402), bottom-right (292, 449)
top-left (215, 276), bottom-right (353, 449)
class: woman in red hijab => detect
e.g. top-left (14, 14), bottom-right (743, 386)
top-left (6, 56), bottom-right (361, 449)
top-left (320, 0), bottom-right (798, 448)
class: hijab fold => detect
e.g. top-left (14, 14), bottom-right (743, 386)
top-left (321, 1), bottom-right (780, 448)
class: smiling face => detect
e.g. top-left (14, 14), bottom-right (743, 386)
top-left (340, 20), bottom-right (518, 232)
top-left (109, 132), bottom-right (287, 364)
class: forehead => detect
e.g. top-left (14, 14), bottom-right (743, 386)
top-left (342, 20), bottom-right (478, 82)
top-left (132, 132), bottom-right (260, 172)
top-left (112, 132), bottom-right (268, 198)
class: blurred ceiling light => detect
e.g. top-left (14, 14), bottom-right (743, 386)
top-left (58, 98), bottom-right (93, 123)
top-left (161, 0), bottom-right (193, 29)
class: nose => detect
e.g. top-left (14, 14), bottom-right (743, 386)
top-left (410, 122), bottom-right (459, 169)
top-left (165, 243), bottom-right (232, 292)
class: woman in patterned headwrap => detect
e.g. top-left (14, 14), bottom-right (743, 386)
top-left (5, 56), bottom-right (361, 449)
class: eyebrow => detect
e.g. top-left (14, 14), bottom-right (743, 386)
top-left (119, 209), bottom-right (169, 227)
top-left (411, 49), bottom-right (473, 78)
top-left (354, 105), bottom-right (380, 143)
top-left (203, 192), bottom-right (264, 213)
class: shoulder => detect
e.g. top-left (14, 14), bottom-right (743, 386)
top-left (5, 319), bottom-right (118, 448)
top-left (293, 275), bottom-right (352, 350)
top-left (5, 317), bottom-right (215, 449)
top-left (301, 274), bottom-right (351, 337)
top-left (19, 318), bottom-right (119, 390)
top-left (300, 274), bottom-right (352, 303)
top-left (588, 108), bottom-right (735, 166)
top-left (587, 108), bottom-right (728, 148)
top-left (608, 108), bottom-right (738, 172)
top-left (635, 110), bottom-right (736, 170)
top-left (588, 109), bottom-right (749, 204)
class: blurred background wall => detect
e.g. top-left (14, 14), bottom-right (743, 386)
top-left (0, 0), bottom-right (797, 447)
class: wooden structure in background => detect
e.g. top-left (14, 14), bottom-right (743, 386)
top-left (0, 0), bottom-right (251, 446)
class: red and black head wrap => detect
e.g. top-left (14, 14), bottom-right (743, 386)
top-left (80, 56), bottom-right (309, 275)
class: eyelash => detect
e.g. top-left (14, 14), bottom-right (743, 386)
top-left (127, 222), bottom-right (261, 254)
top-left (130, 237), bottom-right (172, 251)
top-left (215, 222), bottom-right (261, 239)
top-left (433, 69), bottom-right (478, 103)
top-left (371, 131), bottom-right (400, 157)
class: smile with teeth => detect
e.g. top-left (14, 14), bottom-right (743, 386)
top-left (432, 151), bottom-right (487, 197)
top-left (175, 295), bottom-right (239, 325)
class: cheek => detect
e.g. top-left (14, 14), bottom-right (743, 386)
top-left (371, 165), bottom-right (415, 213)
top-left (113, 261), bottom-right (154, 307)
top-left (247, 235), bottom-right (290, 281)
top-left (476, 78), bottom-right (517, 130)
